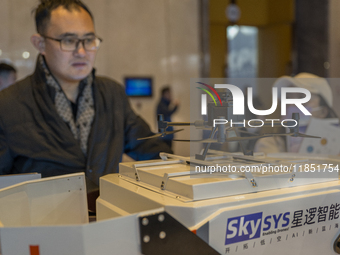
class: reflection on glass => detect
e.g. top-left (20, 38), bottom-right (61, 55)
top-left (227, 25), bottom-right (258, 78)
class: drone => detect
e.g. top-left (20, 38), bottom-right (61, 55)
top-left (138, 88), bottom-right (320, 160)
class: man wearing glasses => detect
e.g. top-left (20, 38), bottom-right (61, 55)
top-left (0, 0), bottom-right (171, 191)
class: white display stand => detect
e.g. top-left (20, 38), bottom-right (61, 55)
top-left (97, 153), bottom-right (340, 255)
top-left (2, 152), bottom-right (340, 254)
top-left (0, 173), bottom-right (41, 190)
top-left (0, 173), bottom-right (88, 228)
top-left (0, 210), bottom-right (151, 255)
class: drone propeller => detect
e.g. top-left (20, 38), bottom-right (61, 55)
top-left (226, 134), bottom-right (272, 141)
top-left (173, 134), bottom-right (271, 143)
top-left (261, 112), bottom-right (320, 139)
top-left (297, 133), bottom-right (321, 138)
top-left (173, 138), bottom-right (216, 143)
top-left (264, 132), bottom-right (321, 139)
top-left (137, 129), bottom-right (184, 140)
top-left (229, 128), bottom-right (259, 136)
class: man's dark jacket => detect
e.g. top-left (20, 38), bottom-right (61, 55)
top-left (0, 62), bottom-right (171, 185)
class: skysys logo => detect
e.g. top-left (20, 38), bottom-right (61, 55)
top-left (225, 211), bottom-right (290, 245)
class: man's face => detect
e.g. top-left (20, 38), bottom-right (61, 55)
top-left (163, 91), bottom-right (171, 101)
top-left (41, 6), bottom-right (97, 85)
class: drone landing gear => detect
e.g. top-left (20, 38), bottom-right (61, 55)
top-left (195, 122), bottom-right (253, 161)
top-left (195, 126), bottom-right (216, 160)
top-left (234, 128), bottom-right (254, 156)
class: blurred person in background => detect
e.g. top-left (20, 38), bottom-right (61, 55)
top-left (156, 86), bottom-right (179, 148)
top-left (0, 63), bottom-right (17, 90)
top-left (254, 73), bottom-right (338, 154)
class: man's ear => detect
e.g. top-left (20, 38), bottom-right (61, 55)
top-left (31, 34), bottom-right (45, 54)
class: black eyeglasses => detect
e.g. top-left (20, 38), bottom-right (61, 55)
top-left (41, 35), bottom-right (103, 51)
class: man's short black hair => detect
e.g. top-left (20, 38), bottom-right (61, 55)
top-left (0, 63), bottom-right (16, 78)
top-left (33, 0), bottom-right (94, 34)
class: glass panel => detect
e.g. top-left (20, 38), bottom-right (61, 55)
top-left (227, 25), bottom-right (258, 79)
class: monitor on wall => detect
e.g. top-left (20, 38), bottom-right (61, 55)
top-left (124, 77), bottom-right (153, 97)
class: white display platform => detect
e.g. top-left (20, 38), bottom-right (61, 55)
top-left (0, 209), bottom-right (158, 255)
top-left (0, 172), bottom-right (156, 255)
top-left (1, 152), bottom-right (340, 254)
top-left (0, 173), bottom-right (41, 190)
top-left (97, 153), bottom-right (340, 255)
top-left (117, 153), bottom-right (339, 201)
top-left (0, 173), bottom-right (88, 228)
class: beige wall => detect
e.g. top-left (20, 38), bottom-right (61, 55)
top-left (0, 0), bottom-right (200, 156)
top-left (0, 0), bottom-right (37, 78)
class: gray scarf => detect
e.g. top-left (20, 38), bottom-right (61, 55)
top-left (39, 55), bottom-right (95, 155)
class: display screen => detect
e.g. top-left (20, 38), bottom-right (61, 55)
top-left (125, 77), bottom-right (153, 97)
